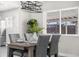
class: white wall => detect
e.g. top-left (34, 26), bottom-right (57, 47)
top-left (28, 13), bottom-right (43, 27)
top-left (0, 7), bottom-right (29, 44)
top-left (59, 36), bottom-right (79, 56)
top-left (1, 8), bottom-right (20, 33)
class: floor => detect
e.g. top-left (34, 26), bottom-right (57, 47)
top-left (0, 46), bottom-right (19, 57)
top-left (0, 46), bottom-right (7, 57)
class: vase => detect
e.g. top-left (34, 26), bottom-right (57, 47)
top-left (31, 32), bottom-right (38, 43)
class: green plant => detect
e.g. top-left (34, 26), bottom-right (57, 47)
top-left (27, 19), bottom-right (43, 33)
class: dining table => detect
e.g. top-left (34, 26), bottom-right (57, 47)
top-left (7, 42), bottom-right (36, 57)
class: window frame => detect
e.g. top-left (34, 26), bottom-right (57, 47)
top-left (43, 7), bottom-right (79, 36)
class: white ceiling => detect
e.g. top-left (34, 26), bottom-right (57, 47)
top-left (0, 1), bottom-right (20, 12)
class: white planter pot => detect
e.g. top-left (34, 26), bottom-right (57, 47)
top-left (26, 33), bottom-right (38, 43)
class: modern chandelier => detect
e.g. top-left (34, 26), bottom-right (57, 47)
top-left (20, 1), bottom-right (42, 13)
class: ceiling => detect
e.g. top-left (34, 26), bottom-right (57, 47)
top-left (0, 1), bottom-right (20, 12)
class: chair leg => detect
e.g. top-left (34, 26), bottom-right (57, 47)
top-left (47, 53), bottom-right (50, 57)
top-left (8, 48), bottom-right (14, 57)
top-left (21, 53), bottom-right (23, 57)
top-left (54, 54), bottom-right (58, 57)
top-left (47, 48), bottom-right (50, 57)
top-left (21, 51), bottom-right (24, 57)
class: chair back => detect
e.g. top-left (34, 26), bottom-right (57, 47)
top-left (36, 35), bottom-right (50, 57)
top-left (24, 33), bottom-right (33, 41)
top-left (9, 34), bottom-right (20, 43)
top-left (50, 35), bottom-right (61, 55)
top-left (24, 33), bottom-right (27, 41)
top-left (1, 29), bottom-right (6, 42)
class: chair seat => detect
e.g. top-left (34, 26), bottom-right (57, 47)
top-left (13, 50), bottom-right (24, 56)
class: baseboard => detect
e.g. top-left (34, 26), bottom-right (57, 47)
top-left (58, 52), bottom-right (79, 57)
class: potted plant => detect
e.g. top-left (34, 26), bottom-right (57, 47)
top-left (27, 19), bottom-right (43, 43)
top-left (27, 19), bottom-right (43, 34)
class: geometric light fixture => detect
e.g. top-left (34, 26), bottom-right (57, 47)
top-left (20, 1), bottom-right (42, 13)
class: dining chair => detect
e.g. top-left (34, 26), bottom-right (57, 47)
top-left (34, 35), bottom-right (50, 57)
top-left (8, 34), bottom-right (25, 57)
top-left (47, 35), bottom-right (61, 57)
top-left (24, 33), bottom-right (33, 42)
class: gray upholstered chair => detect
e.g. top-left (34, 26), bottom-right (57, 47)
top-left (9, 34), bottom-right (25, 57)
top-left (34, 35), bottom-right (50, 57)
top-left (47, 35), bottom-right (61, 57)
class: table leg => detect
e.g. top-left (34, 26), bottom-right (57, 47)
top-left (28, 47), bottom-right (34, 57)
top-left (7, 47), bottom-right (14, 57)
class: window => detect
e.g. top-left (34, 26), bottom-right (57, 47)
top-left (47, 11), bottom-right (60, 34)
top-left (44, 7), bottom-right (79, 35)
top-left (61, 9), bottom-right (78, 34)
